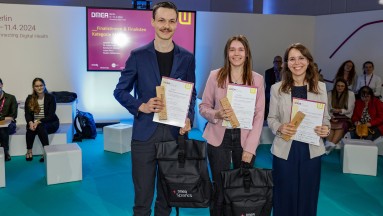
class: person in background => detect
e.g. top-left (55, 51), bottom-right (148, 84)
top-left (355, 61), bottom-right (381, 97)
top-left (334, 60), bottom-right (357, 91)
top-left (0, 78), bottom-right (18, 161)
top-left (200, 35), bottom-right (265, 216)
top-left (325, 78), bottom-right (355, 154)
top-left (350, 86), bottom-right (383, 141)
top-left (25, 78), bottom-right (59, 162)
top-left (267, 43), bottom-right (330, 216)
top-left (113, 2), bottom-right (195, 215)
top-left (265, 55), bottom-right (282, 120)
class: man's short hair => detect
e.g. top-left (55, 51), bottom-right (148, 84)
top-left (152, 1), bottom-right (178, 20)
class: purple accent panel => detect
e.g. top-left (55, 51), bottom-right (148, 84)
top-left (87, 8), bottom-right (195, 71)
top-left (329, 20), bottom-right (383, 59)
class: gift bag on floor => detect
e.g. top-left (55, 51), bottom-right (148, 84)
top-left (221, 167), bottom-right (273, 216)
top-left (155, 135), bottom-right (212, 212)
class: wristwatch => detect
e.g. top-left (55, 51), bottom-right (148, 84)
top-left (276, 129), bottom-right (282, 137)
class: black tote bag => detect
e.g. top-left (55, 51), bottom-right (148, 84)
top-left (155, 136), bottom-right (213, 209)
top-left (221, 167), bottom-right (273, 216)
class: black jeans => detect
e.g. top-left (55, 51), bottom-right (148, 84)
top-left (0, 121), bottom-right (16, 152)
top-left (26, 122), bottom-right (59, 150)
top-left (131, 124), bottom-right (174, 216)
top-left (207, 128), bottom-right (254, 216)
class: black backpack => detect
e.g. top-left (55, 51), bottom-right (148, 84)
top-left (73, 109), bottom-right (97, 141)
top-left (155, 136), bottom-right (212, 214)
top-left (221, 167), bottom-right (273, 216)
top-left (51, 91), bottom-right (77, 103)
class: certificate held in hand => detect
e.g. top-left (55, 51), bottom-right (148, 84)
top-left (153, 77), bottom-right (194, 128)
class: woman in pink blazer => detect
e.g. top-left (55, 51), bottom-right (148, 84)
top-left (199, 35), bottom-right (265, 215)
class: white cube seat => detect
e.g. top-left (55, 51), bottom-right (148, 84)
top-left (373, 137), bottom-right (383, 156)
top-left (341, 139), bottom-right (378, 176)
top-left (0, 147), bottom-right (5, 187)
top-left (103, 123), bottom-right (132, 154)
top-left (44, 143), bottom-right (82, 185)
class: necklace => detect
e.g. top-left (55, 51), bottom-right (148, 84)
top-left (230, 72), bottom-right (243, 84)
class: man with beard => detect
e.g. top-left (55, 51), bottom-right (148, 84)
top-left (114, 2), bottom-right (196, 215)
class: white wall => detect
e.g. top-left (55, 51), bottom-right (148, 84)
top-left (314, 10), bottom-right (383, 90)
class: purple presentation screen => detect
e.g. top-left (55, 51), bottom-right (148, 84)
top-left (87, 8), bottom-right (196, 71)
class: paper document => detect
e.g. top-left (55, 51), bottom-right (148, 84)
top-left (291, 97), bottom-right (325, 146)
top-left (222, 84), bottom-right (257, 129)
top-left (153, 77), bottom-right (194, 127)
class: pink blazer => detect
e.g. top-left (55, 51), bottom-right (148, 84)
top-left (199, 69), bottom-right (265, 155)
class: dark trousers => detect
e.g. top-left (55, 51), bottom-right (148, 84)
top-left (26, 122), bottom-right (59, 150)
top-left (207, 129), bottom-right (254, 216)
top-left (272, 141), bottom-right (322, 216)
top-left (0, 121), bottom-right (16, 152)
top-left (131, 124), bottom-right (174, 216)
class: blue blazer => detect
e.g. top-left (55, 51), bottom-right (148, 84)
top-left (114, 41), bottom-right (196, 141)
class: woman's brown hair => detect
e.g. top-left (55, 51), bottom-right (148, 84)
top-left (28, 77), bottom-right (47, 114)
top-left (331, 78), bottom-right (349, 110)
top-left (279, 43), bottom-right (319, 94)
top-left (216, 35), bottom-right (253, 88)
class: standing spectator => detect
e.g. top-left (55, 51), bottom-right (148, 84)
top-left (199, 35), bottom-right (265, 215)
top-left (25, 78), bottom-right (59, 162)
top-left (267, 43), bottom-right (330, 216)
top-left (334, 60), bottom-right (357, 91)
top-left (265, 55), bottom-right (282, 120)
top-left (0, 78), bottom-right (17, 161)
top-left (113, 2), bottom-right (195, 215)
top-left (325, 78), bottom-right (355, 154)
top-left (355, 61), bottom-right (381, 97)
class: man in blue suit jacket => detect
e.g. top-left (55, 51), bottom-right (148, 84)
top-left (114, 2), bottom-right (196, 215)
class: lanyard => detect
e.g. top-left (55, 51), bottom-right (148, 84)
top-left (0, 97), bottom-right (5, 113)
top-left (364, 74), bottom-right (373, 87)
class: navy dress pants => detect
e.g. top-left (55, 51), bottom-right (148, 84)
top-left (272, 140), bottom-right (322, 216)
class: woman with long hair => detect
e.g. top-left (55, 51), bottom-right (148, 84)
top-left (25, 78), bottom-right (59, 162)
top-left (267, 43), bottom-right (330, 216)
top-left (325, 78), bottom-right (355, 154)
top-left (199, 35), bottom-right (265, 215)
top-left (334, 60), bottom-right (357, 91)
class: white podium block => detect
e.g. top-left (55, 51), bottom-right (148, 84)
top-left (103, 123), bottom-right (132, 154)
top-left (0, 147), bottom-right (5, 187)
top-left (45, 143), bottom-right (82, 185)
top-left (341, 139), bottom-right (378, 176)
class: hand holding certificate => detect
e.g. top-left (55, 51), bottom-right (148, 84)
top-left (290, 98), bottom-right (325, 145)
top-left (222, 84), bottom-right (257, 129)
top-left (153, 77), bottom-right (194, 128)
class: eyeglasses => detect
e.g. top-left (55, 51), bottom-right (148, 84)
top-left (288, 56), bottom-right (307, 64)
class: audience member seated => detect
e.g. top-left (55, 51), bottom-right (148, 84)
top-left (0, 78), bottom-right (18, 161)
top-left (264, 55), bottom-right (282, 120)
top-left (355, 61), bottom-right (381, 97)
top-left (334, 60), bottom-right (357, 91)
top-left (350, 86), bottom-right (383, 141)
top-left (325, 78), bottom-right (355, 154)
top-left (25, 78), bottom-right (59, 162)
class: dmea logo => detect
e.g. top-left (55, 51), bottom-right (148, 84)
top-left (250, 88), bottom-right (257, 94)
top-left (241, 213), bottom-right (256, 216)
top-left (91, 12), bottom-right (109, 18)
top-left (178, 12), bottom-right (192, 25)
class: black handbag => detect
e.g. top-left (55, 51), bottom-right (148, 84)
top-left (221, 167), bottom-right (273, 216)
top-left (155, 136), bottom-right (213, 211)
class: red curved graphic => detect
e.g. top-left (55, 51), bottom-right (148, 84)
top-left (329, 20), bottom-right (383, 58)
